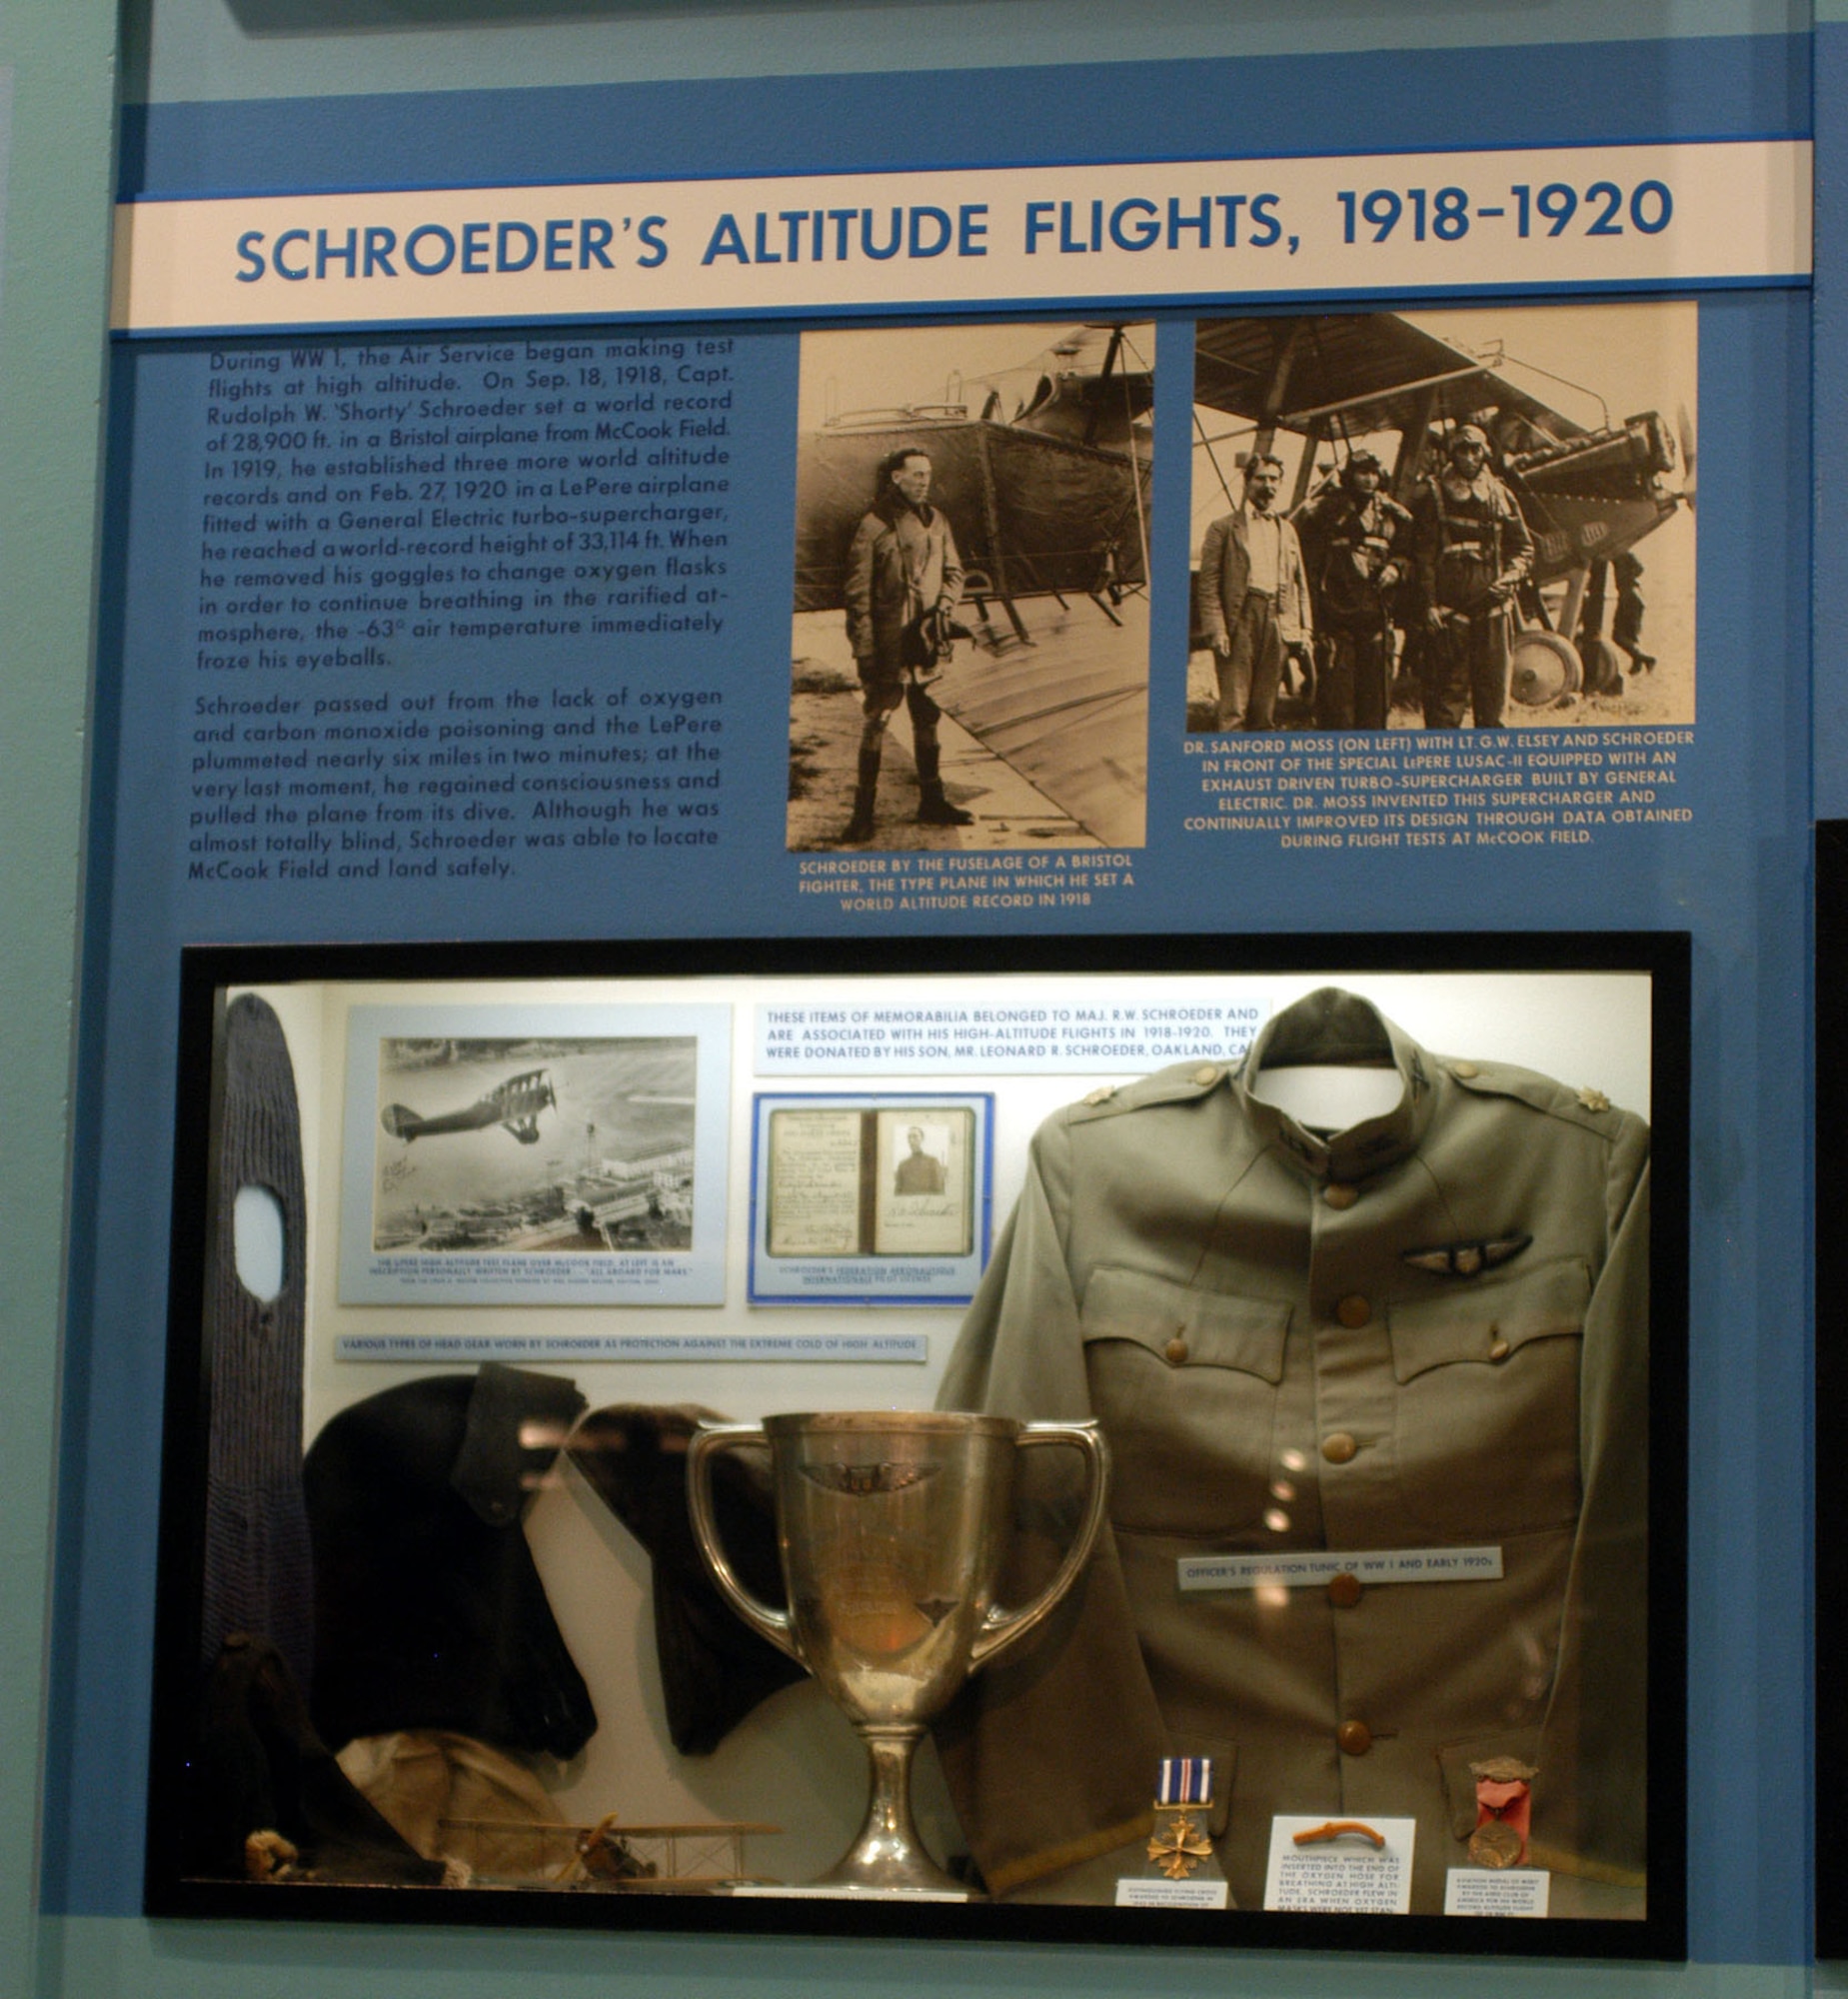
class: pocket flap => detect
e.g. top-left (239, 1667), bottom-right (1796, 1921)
top-left (1080, 1265), bottom-right (1290, 1383)
top-left (1388, 1257), bottom-right (1590, 1384)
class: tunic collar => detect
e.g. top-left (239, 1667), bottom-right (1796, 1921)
top-left (877, 494), bottom-right (936, 530)
top-left (1440, 469), bottom-right (1497, 503)
top-left (1234, 987), bottom-right (1436, 1181)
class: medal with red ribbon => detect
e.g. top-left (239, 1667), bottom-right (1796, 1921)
top-left (1467, 1756), bottom-right (1537, 1868)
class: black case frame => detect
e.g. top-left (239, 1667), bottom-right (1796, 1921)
top-left (1817, 827), bottom-right (1844, 1962)
top-left (149, 930), bottom-right (1690, 1960)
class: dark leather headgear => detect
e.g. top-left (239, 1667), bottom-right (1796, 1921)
top-left (569, 1404), bottom-right (803, 1755)
top-left (304, 1365), bottom-right (595, 1758)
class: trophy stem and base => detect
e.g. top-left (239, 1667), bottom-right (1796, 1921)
top-left (688, 1414), bottom-right (1109, 1906)
top-left (809, 1723), bottom-right (968, 1897)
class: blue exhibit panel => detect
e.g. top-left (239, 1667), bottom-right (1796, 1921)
top-left (116, 35), bottom-right (1809, 203)
top-left (42, 288), bottom-right (1816, 1973)
top-left (41, 25), bottom-right (1819, 1976)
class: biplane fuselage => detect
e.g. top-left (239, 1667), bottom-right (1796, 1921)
top-left (795, 342), bottom-right (1153, 619)
top-left (380, 1066), bottom-right (557, 1145)
top-left (1504, 415), bottom-right (1682, 583)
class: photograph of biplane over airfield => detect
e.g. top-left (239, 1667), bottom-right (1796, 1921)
top-left (789, 319), bottom-right (1153, 853)
top-left (370, 1035), bottom-right (697, 1254)
top-left (1188, 300), bottom-right (1696, 734)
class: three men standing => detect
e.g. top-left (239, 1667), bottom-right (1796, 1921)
top-left (1198, 427), bottom-right (1536, 733)
top-left (842, 447), bottom-right (972, 842)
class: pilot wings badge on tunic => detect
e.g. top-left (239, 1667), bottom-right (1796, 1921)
top-left (1400, 1234), bottom-right (1532, 1277)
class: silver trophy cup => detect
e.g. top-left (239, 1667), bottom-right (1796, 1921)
top-left (687, 1410), bottom-right (1108, 1895)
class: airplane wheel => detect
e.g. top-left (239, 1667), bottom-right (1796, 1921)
top-left (1579, 634), bottom-right (1627, 697)
top-left (1509, 629), bottom-right (1582, 707)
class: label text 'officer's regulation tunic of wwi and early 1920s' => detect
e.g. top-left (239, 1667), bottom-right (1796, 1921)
top-left (933, 988), bottom-right (1648, 1916)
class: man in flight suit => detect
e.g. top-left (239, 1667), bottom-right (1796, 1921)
top-left (1292, 450), bottom-right (1413, 731)
top-left (933, 988), bottom-right (1648, 1917)
top-left (842, 446), bottom-right (970, 842)
top-left (1197, 455), bottom-right (1313, 731)
top-left (1412, 425), bottom-right (1534, 729)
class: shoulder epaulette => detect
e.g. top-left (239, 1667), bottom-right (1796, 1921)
top-left (1443, 1057), bottom-right (1630, 1135)
top-left (1066, 1059), bottom-right (1230, 1123)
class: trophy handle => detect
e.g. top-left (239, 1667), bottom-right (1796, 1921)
top-left (968, 1419), bottom-right (1111, 1670)
top-left (686, 1422), bottom-right (804, 1665)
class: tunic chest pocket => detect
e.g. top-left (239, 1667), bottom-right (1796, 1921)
top-left (1387, 1256), bottom-right (1590, 1538)
top-left (1079, 1264), bottom-right (1290, 1536)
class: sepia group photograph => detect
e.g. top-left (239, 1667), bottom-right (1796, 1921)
top-left (1186, 300), bottom-right (1697, 736)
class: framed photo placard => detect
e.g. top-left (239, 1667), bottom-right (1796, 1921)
top-left (338, 1001), bottom-right (732, 1306)
top-left (749, 1092), bottom-right (993, 1303)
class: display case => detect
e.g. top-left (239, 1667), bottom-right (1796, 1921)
top-left (148, 932), bottom-right (1689, 1956)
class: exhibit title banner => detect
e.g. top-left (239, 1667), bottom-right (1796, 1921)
top-left (111, 137), bottom-right (1811, 334)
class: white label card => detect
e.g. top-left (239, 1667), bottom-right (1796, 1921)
top-left (1179, 1545), bottom-right (1502, 1591)
top-left (1115, 1878), bottom-right (1230, 1909)
top-left (114, 140), bottom-right (1811, 335)
top-left (755, 989), bottom-right (1266, 1074)
top-left (1445, 1868), bottom-right (1551, 1917)
top-left (1263, 1817), bottom-right (1416, 1913)
top-left (336, 1330), bottom-right (928, 1362)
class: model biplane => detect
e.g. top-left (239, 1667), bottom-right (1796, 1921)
top-left (795, 323), bottom-right (1153, 846)
top-left (379, 1067), bottom-right (557, 1145)
top-left (440, 1812), bottom-right (782, 1891)
top-left (1192, 311), bottom-right (1693, 705)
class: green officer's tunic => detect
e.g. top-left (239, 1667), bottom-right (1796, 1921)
top-left (934, 989), bottom-right (1648, 1916)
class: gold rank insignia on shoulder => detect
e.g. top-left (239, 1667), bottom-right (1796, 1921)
top-left (1402, 1233), bottom-right (1532, 1277)
top-left (1081, 1083), bottom-right (1117, 1106)
top-left (1576, 1085), bottom-right (1611, 1112)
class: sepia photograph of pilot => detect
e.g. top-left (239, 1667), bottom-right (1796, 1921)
top-left (1188, 301), bottom-right (1696, 735)
top-left (789, 319), bottom-right (1154, 854)
top-left (369, 1033), bottom-right (698, 1256)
